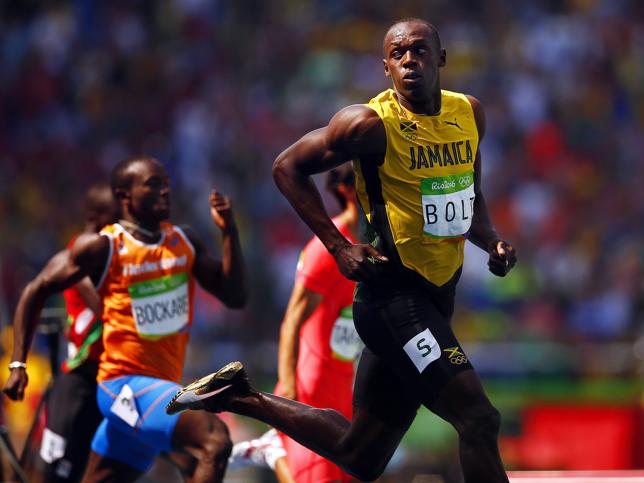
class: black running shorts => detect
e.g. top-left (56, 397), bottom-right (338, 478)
top-left (37, 362), bottom-right (102, 482)
top-left (352, 267), bottom-right (473, 429)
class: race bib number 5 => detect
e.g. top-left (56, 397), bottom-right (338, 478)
top-left (421, 172), bottom-right (475, 238)
top-left (129, 272), bottom-right (189, 338)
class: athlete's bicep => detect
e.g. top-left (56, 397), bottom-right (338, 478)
top-left (275, 105), bottom-right (385, 177)
top-left (277, 127), bottom-right (348, 177)
top-left (35, 250), bottom-right (89, 296)
top-left (71, 233), bottom-right (111, 286)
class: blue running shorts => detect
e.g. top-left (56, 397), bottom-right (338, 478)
top-left (91, 375), bottom-right (182, 472)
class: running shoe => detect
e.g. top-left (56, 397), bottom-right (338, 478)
top-left (228, 429), bottom-right (286, 470)
top-left (166, 361), bottom-right (249, 415)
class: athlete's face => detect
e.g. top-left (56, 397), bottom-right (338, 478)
top-left (383, 22), bottom-right (446, 102)
top-left (127, 159), bottom-right (171, 222)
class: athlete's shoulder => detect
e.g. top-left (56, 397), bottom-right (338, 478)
top-left (463, 94), bottom-right (485, 137)
top-left (328, 103), bottom-right (385, 157)
top-left (365, 88), bottom-right (397, 112)
top-left (71, 231), bottom-right (111, 264)
top-left (441, 90), bottom-right (485, 136)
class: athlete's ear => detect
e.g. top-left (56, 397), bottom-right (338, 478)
top-left (383, 58), bottom-right (390, 77)
top-left (438, 49), bottom-right (446, 68)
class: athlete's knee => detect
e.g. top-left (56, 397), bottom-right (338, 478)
top-left (457, 403), bottom-right (501, 444)
top-left (199, 417), bottom-right (233, 464)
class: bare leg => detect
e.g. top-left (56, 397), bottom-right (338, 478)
top-left (223, 391), bottom-right (408, 482)
top-left (171, 410), bottom-right (232, 483)
top-left (274, 456), bottom-right (295, 483)
top-left (80, 451), bottom-right (142, 483)
top-left (428, 370), bottom-right (508, 483)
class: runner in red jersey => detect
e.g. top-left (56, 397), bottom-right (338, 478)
top-left (61, 236), bottom-right (104, 375)
top-left (32, 183), bottom-right (118, 483)
top-left (275, 165), bottom-right (359, 483)
top-left (228, 165), bottom-right (359, 483)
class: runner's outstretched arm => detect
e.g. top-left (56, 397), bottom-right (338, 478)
top-left (184, 190), bottom-right (247, 308)
top-left (272, 106), bottom-right (387, 282)
top-left (276, 283), bottom-right (322, 400)
top-left (3, 234), bottom-right (109, 400)
top-left (466, 95), bottom-right (517, 276)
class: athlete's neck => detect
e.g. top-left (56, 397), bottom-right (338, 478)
top-left (119, 218), bottom-right (162, 242)
top-left (395, 89), bottom-right (441, 116)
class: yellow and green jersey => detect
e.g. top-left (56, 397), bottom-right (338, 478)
top-left (355, 88), bottom-right (479, 286)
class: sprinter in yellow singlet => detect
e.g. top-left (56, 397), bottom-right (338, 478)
top-left (6, 156), bottom-right (247, 483)
top-left (168, 19), bottom-right (515, 483)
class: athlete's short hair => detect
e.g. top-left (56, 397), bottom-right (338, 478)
top-left (326, 163), bottom-right (355, 210)
top-left (383, 18), bottom-right (441, 54)
top-left (110, 155), bottom-right (157, 195)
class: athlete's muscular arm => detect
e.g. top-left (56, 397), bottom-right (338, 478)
top-left (273, 105), bottom-right (388, 282)
top-left (3, 234), bottom-right (109, 401)
top-left (467, 95), bottom-right (517, 277)
top-left (185, 191), bottom-right (247, 309)
top-left (276, 283), bottom-right (323, 400)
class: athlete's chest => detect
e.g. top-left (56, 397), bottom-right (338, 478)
top-left (113, 234), bottom-right (193, 284)
top-left (385, 112), bottom-right (478, 179)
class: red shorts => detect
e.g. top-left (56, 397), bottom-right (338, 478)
top-left (276, 366), bottom-right (354, 483)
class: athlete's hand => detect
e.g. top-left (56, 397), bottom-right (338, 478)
top-left (333, 244), bottom-right (388, 282)
top-left (2, 367), bottom-right (28, 401)
top-left (209, 190), bottom-right (235, 232)
top-left (488, 240), bottom-right (517, 277)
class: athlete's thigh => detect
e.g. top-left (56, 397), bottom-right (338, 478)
top-left (354, 284), bottom-right (473, 407)
top-left (427, 368), bottom-right (496, 427)
top-left (346, 348), bottom-right (419, 468)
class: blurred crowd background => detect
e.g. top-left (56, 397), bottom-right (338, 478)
top-left (1, 0), bottom-right (642, 481)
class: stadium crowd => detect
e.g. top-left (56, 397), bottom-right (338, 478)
top-left (0, 0), bottom-right (642, 478)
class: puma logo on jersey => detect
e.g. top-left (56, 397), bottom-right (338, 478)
top-left (444, 118), bottom-right (462, 130)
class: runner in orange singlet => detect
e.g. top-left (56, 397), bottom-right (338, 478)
top-left (4, 156), bottom-right (247, 483)
top-left (5, 183), bottom-right (118, 483)
top-left (228, 165), bottom-right (359, 483)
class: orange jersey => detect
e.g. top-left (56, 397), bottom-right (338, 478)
top-left (97, 223), bottom-right (195, 383)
